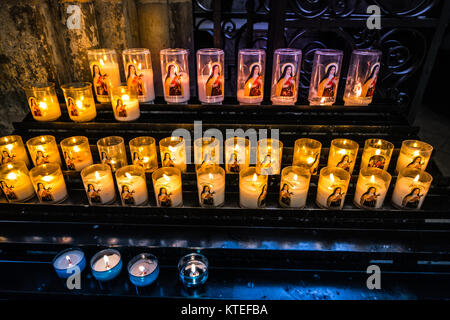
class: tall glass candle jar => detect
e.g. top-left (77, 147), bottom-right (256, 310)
top-left (360, 138), bottom-right (394, 171)
top-left (23, 83), bottom-right (61, 121)
top-left (160, 48), bottom-right (190, 104)
top-left (152, 167), bottom-right (183, 207)
top-left (197, 165), bottom-right (225, 207)
top-left (239, 167), bottom-right (268, 209)
top-left (81, 164), bottom-right (116, 205)
top-left (60, 136), bottom-right (93, 172)
top-left (129, 136), bottom-right (158, 172)
top-left (0, 135), bottom-right (30, 167)
top-left (316, 166), bottom-right (350, 209)
top-left (292, 138), bottom-right (321, 175)
top-left (29, 163), bottom-right (68, 204)
top-left (194, 137), bottom-right (220, 171)
top-left (392, 168), bottom-right (432, 210)
top-left (115, 165), bottom-right (148, 206)
top-left (327, 138), bottom-right (359, 175)
top-left (270, 48), bottom-right (302, 105)
top-left (395, 140), bottom-right (433, 173)
top-left (256, 138), bottom-right (283, 175)
top-left (87, 49), bottom-right (121, 103)
top-left (279, 166), bottom-right (311, 208)
top-left (159, 136), bottom-right (187, 173)
top-left (122, 48), bottom-right (155, 103)
top-left (354, 167), bottom-right (391, 209)
top-left (110, 85), bottom-right (140, 121)
top-left (343, 49), bottom-right (381, 106)
top-left (0, 161), bottom-right (35, 203)
top-left (237, 49), bottom-right (266, 105)
top-left (26, 135), bottom-right (61, 167)
top-left (308, 49), bottom-right (343, 106)
top-left (197, 48), bottom-right (225, 104)
top-left (225, 137), bottom-right (250, 174)
top-left (97, 136), bottom-right (127, 172)
top-left (61, 82), bottom-right (97, 122)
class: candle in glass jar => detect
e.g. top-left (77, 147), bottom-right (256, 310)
top-left (129, 136), bottom-right (158, 172)
top-left (239, 167), bottom-right (268, 209)
top-left (354, 168), bottom-right (391, 209)
top-left (152, 167), bottom-right (183, 207)
top-left (60, 136), bottom-right (93, 172)
top-left (97, 136), bottom-right (127, 172)
top-left (316, 167), bottom-right (350, 209)
top-left (26, 135), bottom-right (61, 167)
top-left (159, 136), bottom-right (187, 172)
top-left (61, 82), bottom-right (97, 122)
top-left (22, 83), bottom-right (62, 121)
top-left (0, 135), bottom-right (30, 167)
top-left (256, 138), bottom-right (283, 175)
top-left (178, 253), bottom-right (209, 288)
top-left (270, 48), bottom-right (302, 105)
top-left (395, 140), bottom-right (433, 173)
top-left (360, 138), bottom-right (394, 171)
top-left (196, 165), bottom-right (225, 207)
top-left (110, 85), bottom-right (140, 121)
top-left (160, 48), bottom-right (190, 104)
top-left (123, 48), bottom-right (155, 103)
top-left (81, 164), bottom-right (116, 205)
top-left (29, 163), bottom-right (68, 204)
top-left (237, 49), bottom-right (266, 105)
top-left (327, 138), bottom-right (359, 175)
top-left (0, 161), bottom-right (35, 202)
top-left (292, 138), bottom-right (321, 175)
top-left (194, 137), bottom-right (220, 171)
top-left (197, 48), bottom-right (225, 104)
top-left (392, 168), bottom-right (432, 210)
top-left (90, 248), bottom-right (123, 281)
top-left (115, 165), bottom-right (148, 206)
top-left (225, 137), bottom-right (250, 174)
top-left (128, 253), bottom-right (159, 287)
top-left (279, 166), bottom-right (310, 208)
top-left (87, 49), bottom-right (121, 103)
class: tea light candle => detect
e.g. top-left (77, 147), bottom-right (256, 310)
top-left (22, 83), bottom-right (62, 121)
top-left (256, 138), bottom-right (283, 175)
top-left (159, 136), bottom-right (187, 172)
top-left (90, 248), bottom-right (122, 281)
top-left (279, 166), bottom-right (311, 208)
top-left (127, 253), bottom-right (159, 287)
top-left (327, 139), bottom-right (359, 175)
top-left (395, 140), bottom-right (433, 173)
top-left (81, 164), bottom-right (116, 205)
top-left (0, 135), bottom-right (30, 167)
top-left (316, 166), bottom-right (350, 209)
top-left (270, 48), bottom-right (302, 105)
top-left (0, 162), bottom-right (35, 202)
top-left (292, 138), bottom-right (322, 175)
top-left (26, 135), bottom-right (61, 167)
top-left (160, 48), bottom-right (190, 104)
top-left (152, 167), bottom-right (183, 207)
top-left (392, 168), bottom-right (433, 210)
top-left (87, 49), bottom-right (121, 103)
top-left (61, 82), bottom-right (97, 122)
top-left (239, 167), bottom-right (268, 209)
top-left (354, 167), bottom-right (391, 209)
top-left (115, 165), bottom-right (148, 206)
top-left (197, 165), bottom-right (225, 207)
top-left (360, 139), bottom-right (394, 171)
top-left (111, 85), bottom-right (140, 121)
top-left (60, 136), bottom-right (93, 172)
top-left (52, 248), bottom-right (86, 279)
top-left (197, 48), bottom-right (225, 104)
top-left (178, 253), bottom-right (209, 288)
top-left (237, 49), bottom-right (266, 105)
top-left (194, 137), bottom-right (220, 171)
top-left (97, 136), bottom-right (127, 172)
top-left (129, 136), bottom-right (158, 172)
top-left (225, 137), bottom-right (250, 174)
top-left (29, 163), bottom-right (68, 204)
top-left (123, 48), bottom-right (155, 103)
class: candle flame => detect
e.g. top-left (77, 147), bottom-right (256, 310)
top-left (139, 265), bottom-right (145, 275)
top-left (73, 146), bottom-right (80, 153)
top-left (7, 164), bottom-right (13, 169)
top-left (338, 149), bottom-right (347, 155)
top-left (66, 255), bottom-right (72, 266)
top-left (138, 63), bottom-right (142, 70)
top-left (413, 143), bottom-right (418, 148)
top-left (6, 172), bottom-right (17, 180)
top-left (143, 156), bottom-right (149, 163)
top-left (413, 151), bottom-right (420, 157)
top-left (99, 59), bottom-right (105, 66)
top-left (234, 144), bottom-right (240, 151)
top-left (95, 171), bottom-right (100, 179)
top-left (192, 263), bottom-right (196, 274)
top-left (42, 175), bottom-right (52, 182)
top-left (375, 149), bottom-right (381, 155)
top-left (163, 174), bottom-right (170, 182)
top-left (252, 173), bottom-right (257, 182)
top-left (330, 173), bottom-right (335, 182)
top-left (320, 97), bottom-right (326, 104)
top-left (209, 173), bottom-right (213, 180)
top-left (103, 255), bottom-right (110, 269)
top-left (5, 144), bottom-right (13, 151)
top-left (76, 100), bottom-right (83, 109)
top-left (122, 94), bottom-right (130, 101)
top-left (414, 174), bottom-right (420, 182)
top-left (370, 175), bottom-right (375, 183)
top-left (306, 156), bottom-right (315, 164)
top-left (168, 146), bottom-right (176, 152)
top-left (355, 83), bottom-right (362, 97)
top-left (38, 102), bottom-right (48, 110)
top-left (293, 174), bottom-right (298, 181)
top-left (377, 140), bottom-right (382, 145)
top-left (125, 172), bottom-right (133, 179)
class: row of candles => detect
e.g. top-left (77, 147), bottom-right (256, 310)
top-left (0, 134), bottom-right (433, 210)
top-left (53, 248), bottom-right (208, 288)
top-left (23, 48), bottom-right (381, 122)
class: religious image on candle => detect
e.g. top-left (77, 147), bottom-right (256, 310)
top-left (152, 167), bottom-right (183, 207)
top-left (0, 161), bottom-right (36, 203)
top-left (115, 165), bottom-right (148, 206)
top-left (292, 138), bottom-right (322, 175)
top-left (327, 139), bottom-right (359, 175)
top-left (87, 49), bottom-right (121, 103)
top-left (160, 48), bottom-right (190, 104)
top-left (392, 168), bottom-right (432, 210)
top-left (197, 48), bottom-right (224, 104)
top-left (111, 85), bottom-right (140, 122)
top-left (225, 137), bottom-right (250, 174)
top-left (360, 139), bottom-right (394, 171)
top-left (61, 82), bottom-right (97, 122)
top-left (26, 135), bottom-right (61, 167)
top-left (0, 135), bottom-right (30, 167)
top-left (194, 137), bottom-right (221, 171)
top-left (97, 136), bottom-right (128, 172)
top-left (237, 49), bottom-right (266, 105)
top-left (29, 163), bottom-right (68, 204)
top-left (256, 138), bottom-right (283, 175)
top-left (123, 48), bottom-right (155, 103)
top-left (129, 136), bottom-right (158, 172)
top-left (196, 165), bottom-right (225, 207)
top-left (23, 83), bottom-right (62, 122)
top-left (316, 167), bottom-right (350, 209)
top-left (279, 166), bottom-right (311, 209)
top-left (239, 167), bottom-right (268, 209)
top-left (395, 140), bottom-right (433, 173)
top-left (353, 167), bottom-right (391, 209)
top-left (81, 164), bottom-right (116, 205)
top-left (271, 48), bottom-right (302, 105)
top-left (60, 136), bottom-right (93, 172)
top-left (159, 136), bottom-right (187, 172)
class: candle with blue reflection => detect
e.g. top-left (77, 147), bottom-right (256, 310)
top-left (53, 248), bottom-right (86, 279)
top-left (178, 253), bottom-right (209, 288)
top-left (90, 248), bottom-right (122, 281)
top-left (128, 253), bottom-right (159, 287)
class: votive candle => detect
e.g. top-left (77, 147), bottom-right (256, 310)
top-left (115, 165), bottom-right (148, 206)
top-left (29, 163), bottom-right (68, 204)
top-left (81, 164), bottom-right (116, 205)
top-left (392, 168), bottom-right (432, 210)
top-left (279, 166), bottom-right (310, 208)
top-left (239, 167), bottom-right (268, 209)
top-left (224, 137), bottom-right (250, 174)
top-left (237, 49), bottom-right (266, 105)
top-left (60, 136), bottom-right (93, 172)
top-left (152, 167), bottom-right (183, 207)
top-left (22, 83), bottom-right (61, 121)
top-left (196, 165), bottom-right (225, 207)
top-left (0, 161), bottom-right (35, 202)
top-left (61, 82), bottom-right (97, 122)
top-left (123, 48), bottom-right (155, 103)
top-left (87, 49), bottom-right (121, 103)
top-left (395, 140), bottom-right (433, 173)
top-left (128, 253), bottom-right (159, 287)
top-left (53, 248), bottom-right (86, 279)
top-left (316, 166), bottom-right (350, 209)
top-left (197, 48), bottom-right (225, 104)
top-left (354, 167), bottom-right (391, 209)
top-left (159, 136), bottom-right (187, 173)
top-left (360, 138), bottom-right (394, 171)
top-left (0, 135), bottom-right (30, 167)
top-left (97, 136), bottom-right (127, 172)
top-left (256, 138), bottom-right (283, 175)
top-left (194, 137), bottom-right (220, 171)
top-left (129, 136), bottom-right (158, 172)
top-left (270, 48), bottom-right (302, 105)
top-left (110, 85), bottom-right (140, 121)
top-left (90, 248), bottom-right (122, 281)
top-left (292, 138), bottom-right (321, 175)
top-left (26, 135), bottom-right (61, 167)
top-left (160, 48), bottom-right (190, 104)
top-left (327, 138), bottom-right (359, 175)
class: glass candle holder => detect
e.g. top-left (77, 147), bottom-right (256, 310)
top-left (22, 83), bottom-right (62, 121)
top-left (52, 248), bottom-right (86, 279)
top-left (194, 137), bottom-right (220, 171)
top-left (81, 164), bottom-right (116, 205)
top-left (61, 82), bottom-right (97, 122)
top-left (129, 136), bottom-right (158, 172)
top-left (122, 48), bottom-right (155, 103)
top-left (152, 167), bottom-right (183, 207)
top-left (90, 248), bottom-right (123, 281)
top-left (237, 49), bottom-right (266, 105)
top-left (343, 49), bottom-right (382, 106)
top-left (354, 167), bottom-right (391, 209)
top-left (0, 161), bottom-right (35, 203)
top-left (29, 163), bottom-right (68, 204)
top-left (87, 49), bottom-right (121, 103)
top-left (256, 138), bottom-right (283, 175)
top-left (392, 168), bottom-right (433, 210)
top-left (159, 136), bottom-right (187, 172)
top-left (239, 167), bottom-right (268, 209)
top-left (0, 135), bottom-right (30, 167)
top-left (360, 138), bottom-right (394, 171)
top-left (225, 137), bottom-right (250, 174)
top-left (316, 166), bottom-right (350, 209)
top-left (110, 85), bottom-right (140, 121)
top-left (178, 253), bottom-right (209, 288)
top-left (270, 48), bottom-right (302, 105)
top-left (197, 48), bottom-right (225, 104)
top-left (327, 138), bottom-right (359, 175)
top-left (26, 135), bottom-right (61, 167)
top-left (279, 166), bottom-right (311, 209)
top-left (292, 138), bottom-right (322, 175)
top-left (160, 48), bottom-right (190, 104)
top-left (395, 140), bottom-right (433, 173)
top-left (97, 136), bottom-right (127, 172)
top-left (197, 165), bottom-right (225, 207)
top-left (308, 49), bottom-right (343, 106)
top-left (115, 165), bottom-right (148, 206)
top-left (60, 136), bottom-right (93, 172)
top-left (128, 253), bottom-right (159, 287)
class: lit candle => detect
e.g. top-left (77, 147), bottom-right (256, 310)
top-left (0, 161), bottom-right (35, 202)
top-left (60, 136), bottom-right (93, 172)
top-left (152, 167), bottom-right (183, 207)
top-left (22, 83), bottom-right (62, 121)
top-left (81, 164), bottom-right (116, 205)
top-left (353, 168), bottom-right (391, 209)
top-left (270, 48), bottom-right (302, 105)
top-left (279, 166), bottom-right (311, 208)
top-left (159, 136), bottom-right (187, 172)
top-left (110, 85), bottom-right (140, 121)
top-left (239, 167), bottom-right (268, 209)
top-left (316, 167), bottom-right (350, 209)
top-left (26, 135), bottom-right (61, 167)
top-left (327, 138), bottom-right (359, 175)
top-left (97, 136), bottom-right (127, 172)
top-left (129, 136), bottom-right (158, 172)
top-left (52, 248), bottom-right (86, 279)
top-left (292, 138), bottom-right (322, 175)
top-left (87, 49), bottom-right (121, 103)
top-left (127, 253), bottom-right (159, 287)
top-left (196, 165), bottom-right (225, 207)
top-left (392, 168), bottom-right (433, 210)
top-left (194, 137), bottom-right (220, 171)
top-left (360, 138), bottom-right (394, 171)
top-left (256, 138), bottom-right (283, 175)
top-left (197, 48), bottom-right (224, 104)
top-left (178, 253), bottom-right (209, 288)
top-left (160, 48), bottom-right (190, 104)
top-left (0, 135), bottom-right (30, 167)
top-left (395, 140), bottom-right (433, 173)
top-left (123, 48), bottom-right (155, 103)
top-left (90, 248), bottom-right (123, 281)
top-left (61, 82), bottom-right (97, 122)
top-left (29, 163), bottom-right (68, 204)
top-left (225, 137), bottom-right (250, 174)
top-left (115, 165), bottom-right (148, 206)
top-left (237, 49), bottom-right (266, 105)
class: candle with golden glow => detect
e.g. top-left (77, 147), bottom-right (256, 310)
top-left (23, 83), bottom-right (61, 121)
top-left (292, 138), bottom-right (321, 175)
top-left (0, 135), bottom-right (30, 167)
top-left (159, 137), bottom-right (187, 172)
top-left (354, 167), bottom-right (391, 209)
top-left (129, 136), bottom-right (158, 172)
top-left (87, 49), bottom-right (121, 103)
top-left (196, 165), bottom-right (225, 207)
top-left (60, 136), bottom-right (93, 172)
top-left (239, 167), bottom-right (268, 209)
top-left (395, 140), bottom-right (433, 173)
top-left (97, 136), bottom-right (127, 172)
top-left (316, 167), bottom-right (350, 209)
top-left (0, 161), bottom-right (35, 202)
top-left (26, 135), bottom-right (61, 167)
top-left (194, 137), bottom-right (220, 171)
top-left (61, 82), bottom-right (97, 122)
top-left (257, 138), bottom-right (283, 175)
top-left (81, 164), bottom-right (116, 205)
top-left (152, 167), bottom-right (183, 207)
top-left (360, 139), bottom-right (394, 171)
top-left (225, 137), bottom-right (250, 174)
top-left (279, 166), bottom-right (310, 208)
top-left (29, 163), bottom-right (68, 204)
top-left (392, 168), bottom-right (432, 210)
top-left (115, 165), bottom-right (148, 206)
top-left (327, 139), bottom-right (359, 175)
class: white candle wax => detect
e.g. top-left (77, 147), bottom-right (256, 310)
top-left (316, 174), bottom-right (347, 209)
top-left (237, 89), bottom-right (263, 105)
top-left (392, 176), bottom-right (429, 209)
top-left (54, 251), bottom-right (84, 269)
top-left (114, 96), bottom-right (140, 121)
top-left (116, 174), bottom-right (148, 206)
top-left (197, 172), bottom-right (225, 207)
top-left (71, 97), bottom-right (97, 122)
top-left (164, 75), bottom-right (190, 104)
top-left (354, 175), bottom-right (387, 209)
top-left (35, 99), bottom-right (61, 121)
top-left (279, 172), bottom-right (309, 208)
top-left (240, 174), bottom-right (267, 209)
top-left (129, 260), bottom-right (157, 277)
top-left (82, 171), bottom-right (116, 205)
top-left (0, 170), bottom-right (35, 202)
top-left (395, 150), bottom-right (429, 173)
top-left (154, 174), bottom-right (183, 207)
top-left (93, 253), bottom-right (121, 272)
top-left (65, 147), bottom-right (93, 172)
top-left (34, 174), bottom-right (68, 203)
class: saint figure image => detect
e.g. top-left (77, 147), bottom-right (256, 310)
top-left (257, 184), bottom-right (267, 208)
top-left (361, 64), bottom-right (379, 97)
top-left (368, 155), bottom-right (386, 170)
top-left (318, 64), bottom-right (338, 98)
top-left (260, 154), bottom-right (273, 175)
top-left (280, 183), bottom-right (293, 207)
top-left (205, 64), bottom-right (223, 96)
top-left (87, 183), bottom-right (102, 204)
top-left (228, 152), bottom-right (240, 173)
top-left (127, 64), bottom-right (145, 96)
top-left (327, 187), bottom-right (345, 208)
top-left (29, 97), bottom-right (42, 117)
top-left (35, 150), bottom-right (49, 166)
top-left (244, 63), bottom-right (262, 97)
top-left (200, 185), bottom-right (215, 206)
top-left (92, 64), bottom-right (109, 96)
top-left (360, 186), bottom-right (380, 208)
top-left (100, 152), bottom-right (112, 169)
top-left (0, 181), bottom-right (17, 201)
top-left (165, 64), bottom-right (183, 96)
top-left (158, 187), bottom-right (172, 207)
top-left (275, 64), bottom-right (295, 97)
top-left (402, 187), bottom-right (423, 209)
top-left (121, 185), bottom-right (135, 205)
top-left (37, 182), bottom-right (53, 202)
top-left (336, 154), bottom-right (352, 172)
top-left (116, 98), bottom-right (127, 118)
top-left (407, 156), bottom-right (424, 170)
top-left (64, 151), bottom-right (76, 171)
top-left (67, 97), bottom-right (79, 117)
top-left (132, 152), bottom-right (144, 168)
top-left (1, 150), bottom-right (15, 165)
top-left (162, 153), bottom-right (175, 167)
